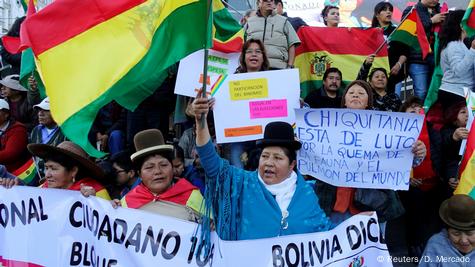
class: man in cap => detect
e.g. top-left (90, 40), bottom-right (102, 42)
top-left (420, 194), bottom-right (475, 265)
top-left (30, 97), bottom-right (66, 147)
top-left (29, 97), bottom-right (67, 177)
top-left (0, 99), bottom-right (30, 175)
top-left (0, 74), bottom-right (40, 131)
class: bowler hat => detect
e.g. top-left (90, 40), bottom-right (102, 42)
top-left (256, 121), bottom-right (301, 150)
top-left (27, 141), bottom-right (104, 180)
top-left (130, 129), bottom-right (173, 163)
top-left (439, 194), bottom-right (475, 231)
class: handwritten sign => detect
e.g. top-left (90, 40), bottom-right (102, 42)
top-left (249, 99), bottom-right (288, 119)
top-left (213, 69), bottom-right (300, 143)
top-left (229, 78), bottom-right (268, 100)
top-left (174, 49), bottom-right (240, 97)
top-left (295, 108), bottom-right (424, 190)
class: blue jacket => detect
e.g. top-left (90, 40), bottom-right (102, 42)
top-left (197, 140), bottom-right (331, 241)
top-left (420, 229), bottom-right (475, 267)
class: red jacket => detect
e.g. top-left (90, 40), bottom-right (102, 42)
top-left (0, 120), bottom-right (30, 172)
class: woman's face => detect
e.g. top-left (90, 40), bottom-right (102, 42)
top-left (140, 154), bottom-right (174, 194)
top-left (245, 42), bottom-right (264, 72)
top-left (1, 86), bottom-right (16, 99)
top-left (376, 8), bottom-right (393, 25)
top-left (344, 85), bottom-right (369, 110)
top-left (258, 146), bottom-right (296, 185)
top-left (38, 109), bottom-right (55, 127)
top-left (44, 160), bottom-right (77, 189)
top-left (370, 70), bottom-right (388, 91)
top-left (456, 106), bottom-right (469, 127)
top-left (447, 228), bottom-right (475, 255)
top-left (326, 8), bottom-right (340, 27)
top-left (172, 158), bottom-right (185, 177)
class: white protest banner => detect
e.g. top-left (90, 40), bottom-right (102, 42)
top-left (295, 108), bottom-right (424, 190)
top-left (174, 49), bottom-right (240, 97)
top-left (213, 69), bottom-right (300, 143)
top-left (215, 214), bottom-right (391, 267)
top-left (0, 187), bottom-right (214, 267)
top-left (0, 187), bottom-right (391, 266)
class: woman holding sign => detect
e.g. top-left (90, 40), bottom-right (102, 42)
top-left (223, 39), bottom-right (270, 168)
top-left (314, 80), bottom-right (426, 231)
top-left (192, 96), bottom-right (332, 240)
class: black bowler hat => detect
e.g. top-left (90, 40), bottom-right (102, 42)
top-left (256, 121), bottom-right (302, 150)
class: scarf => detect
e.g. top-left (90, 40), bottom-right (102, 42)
top-left (258, 171), bottom-right (297, 214)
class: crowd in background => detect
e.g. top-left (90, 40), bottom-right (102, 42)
top-left (0, 0), bottom-right (474, 265)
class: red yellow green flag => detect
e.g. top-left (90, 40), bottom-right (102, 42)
top-left (456, 119), bottom-right (475, 199)
top-left (12, 158), bottom-right (37, 185)
top-left (295, 27), bottom-right (389, 98)
top-left (462, 0), bottom-right (475, 37)
top-left (211, 0), bottom-right (244, 52)
top-left (390, 8), bottom-right (431, 60)
top-left (22, 0), bottom-right (211, 157)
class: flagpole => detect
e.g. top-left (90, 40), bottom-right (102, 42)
top-left (373, 6), bottom-right (415, 55)
top-left (200, 0), bottom-right (213, 129)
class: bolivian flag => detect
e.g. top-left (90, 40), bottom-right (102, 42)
top-left (295, 27), bottom-right (389, 98)
top-left (212, 0), bottom-right (244, 53)
top-left (463, 0), bottom-right (475, 37)
top-left (456, 120), bottom-right (475, 199)
top-left (12, 158), bottom-right (37, 186)
top-left (390, 8), bottom-right (431, 60)
top-left (21, 0), bottom-right (211, 157)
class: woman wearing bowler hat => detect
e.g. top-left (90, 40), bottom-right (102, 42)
top-left (26, 141), bottom-right (111, 199)
top-left (192, 97), bottom-right (332, 241)
top-left (116, 129), bottom-right (203, 216)
top-left (420, 194), bottom-right (475, 265)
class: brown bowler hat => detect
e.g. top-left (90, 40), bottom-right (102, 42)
top-left (27, 141), bottom-right (104, 180)
top-left (130, 129), bottom-right (173, 163)
top-left (439, 194), bottom-right (475, 231)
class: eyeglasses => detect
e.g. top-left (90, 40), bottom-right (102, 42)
top-left (115, 169), bottom-right (127, 174)
top-left (245, 49), bottom-right (263, 55)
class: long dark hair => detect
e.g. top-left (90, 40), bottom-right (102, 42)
top-left (438, 10), bottom-right (466, 64)
top-left (235, 39), bottom-right (270, 73)
top-left (371, 1), bottom-right (393, 28)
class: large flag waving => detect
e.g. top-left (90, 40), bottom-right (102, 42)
top-left (295, 27), bottom-right (389, 98)
top-left (462, 0), bottom-right (475, 37)
top-left (22, 0), bottom-right (211, 157)
top-left (390, 7), bottom-right (431, 60)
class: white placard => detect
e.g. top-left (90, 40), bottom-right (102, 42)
top-left (212, 69), bottom-right (300, 143)
top-left (175, 49), bottom-right (240, 97)
top-left (0, 186), bottom-right (391, 267)
top-left (296, 108), bottom-right (424, 190)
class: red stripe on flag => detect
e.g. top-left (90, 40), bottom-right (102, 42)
top-left (414, 10), bottom-right (431, 59)
top-left (23, 0), bottom-right (146, 55)
top-left (1, 36), bottom-right (21, 54)
top-left (468, 11), bottom-right (475, 28)
top-left (296, 27), bottom-right (388, 57)
top-left (12, 158), bottom-right (34, 176)
top-left (0, 256), bottom-right (45, 267)
top-left (212, 37), bottom-right (243, 53)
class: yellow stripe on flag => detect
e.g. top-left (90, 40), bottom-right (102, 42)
top-left (37, 0), bottom-right (197, 125)
top-left (295, 51), bottom-right (390, 83)
top-left (398, 19), bottom-right (417, 36)
top-left (455, 154), bottom-right (475, 195)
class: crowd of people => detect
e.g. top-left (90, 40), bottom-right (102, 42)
top-left (1, 0), bottom-right (474, 264)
